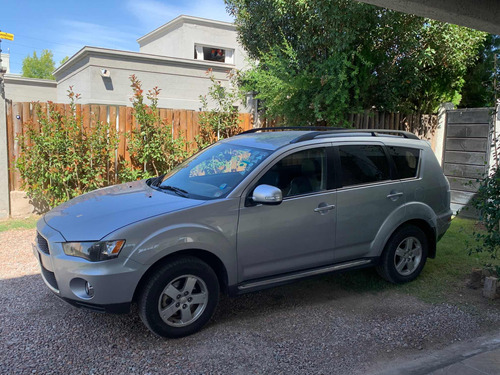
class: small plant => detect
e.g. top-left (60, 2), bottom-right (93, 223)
top-left (119, 75), bottom-right (188, 180)
top-left (16, 88), bottom-right (118, 211)
top-left (468, 118), bottom-right (500, 276)
top-left (196, 69), bottom-right (243, 150)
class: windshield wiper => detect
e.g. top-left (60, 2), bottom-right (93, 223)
top-left (158, 185), bottom-right (189, 197)
top-left (148, 174), bottom-right (165, 187)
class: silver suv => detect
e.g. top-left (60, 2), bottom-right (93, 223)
top-left (34, 128), bottom-right (452, 338)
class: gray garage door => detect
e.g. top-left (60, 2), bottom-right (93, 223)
top-left (443, 108), bottom-right (493, 217)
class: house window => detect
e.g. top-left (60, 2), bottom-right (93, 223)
top-left (194, 44), bottom-right (235, 64)
top-left (204, 47), bottom-right (225, 62)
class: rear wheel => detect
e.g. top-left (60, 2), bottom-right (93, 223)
top-left (376, 225), bottom-right (428, 284)
top-left (138, 256), bottom-right (219, 338)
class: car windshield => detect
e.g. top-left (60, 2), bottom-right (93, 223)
top-left (155, 143), bottom-right (271, 200)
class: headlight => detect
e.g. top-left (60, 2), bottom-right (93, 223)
top-left (63, 240), bottom-right (126, 262)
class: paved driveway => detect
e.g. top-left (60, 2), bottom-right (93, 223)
top-left (1, 229), bottom-right (499, 374)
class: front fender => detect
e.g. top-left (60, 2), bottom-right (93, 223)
top-left (369, 202), bottom-right (437, 258)
top-left (130, 223), bottom-right (234, 265)
top-left (103, 198), bottom-right (240, 286)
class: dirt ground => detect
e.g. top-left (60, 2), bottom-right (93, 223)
top-left (1, 228), bottom-right (499, 374)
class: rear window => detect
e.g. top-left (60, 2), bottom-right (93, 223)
top-left (339, 145), bottom-right (390, 187)
top-left (387, 146), bottom-right (420, 179)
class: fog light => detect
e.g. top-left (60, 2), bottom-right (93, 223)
top-left (85, 282), bottom-right (94, 297)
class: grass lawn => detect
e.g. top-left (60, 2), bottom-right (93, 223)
top-left (0, 216), bottom-right (39, 233)
top-left (332, 217), bottom-right (493, 303)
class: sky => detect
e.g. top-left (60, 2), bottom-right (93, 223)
top-left (0, 0), bottom-right (234, 74)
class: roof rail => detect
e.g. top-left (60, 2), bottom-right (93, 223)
top-left (238, 127), bottom-right (420, 142)
top-left (238, 126), bottom-right (344, 135)
top-left (291, 129), bottom-right (420, 142)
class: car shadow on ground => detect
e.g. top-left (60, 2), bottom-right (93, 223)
top-left (1, 267), bottom-right (392, 336)
top-left (212, 268), bottom-right (392, 323)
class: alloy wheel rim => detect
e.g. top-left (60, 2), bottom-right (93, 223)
top-left (393, 236), bottom-right (422, 276)
top-left (158, 274), bottom-right (208, 327)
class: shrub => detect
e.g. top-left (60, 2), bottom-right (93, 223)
top-left (16, 88), bottom-right (118, 211)
top-left (119, 75), bottom-right (188, 180)
top-left (196, 69), bottom-right (243, 150)
top-left (469, 124), bottom-right (500, 276)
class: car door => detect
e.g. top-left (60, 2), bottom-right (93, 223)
top-left (237, 145), bottom-right (336, 282)
top-left (334, 143), bottom-right (404, 262)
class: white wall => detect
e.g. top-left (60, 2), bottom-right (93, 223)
top-left (139, 23), bottom-right (187, 58)
top-left (0, 53), bottom-right (10, 73)
top-left (54, 55), bottom-right (92, 103)
top-left (55, 49), bottom-right (241, 111)
top-left (139, 20), bottom-right (250, 71)
top-left (4, 75), bottom-right (57, 102)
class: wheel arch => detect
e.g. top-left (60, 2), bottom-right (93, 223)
top-left (132, 249), bottom-right (229, 303)
top-left (388, 219), bottom-right (437, 259)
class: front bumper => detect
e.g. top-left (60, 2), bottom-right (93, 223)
top-left (60, 297), bottom-right (131, 314)
top-left (33, 219), bottom-right (144, 312)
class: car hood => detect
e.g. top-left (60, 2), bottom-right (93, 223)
top-left (43, 181), bottom-right (204, 241)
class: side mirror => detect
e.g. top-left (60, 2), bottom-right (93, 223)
top-left (252, 184), bottom-right (283, 205)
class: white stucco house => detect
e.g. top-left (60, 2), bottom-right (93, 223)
top-left (4, 15), bottom-right (252, 111)
top-left (0, 53), bottom-right (10, 74)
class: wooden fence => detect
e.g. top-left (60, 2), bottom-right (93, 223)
top-left (5, 101), bottom-right (253, 191)
top-left (348, 111), bottom-right (439, 150)
top-left (5, 101), bottom-right (437, 192)
top-left (264, 111), bottom-right (438, 145)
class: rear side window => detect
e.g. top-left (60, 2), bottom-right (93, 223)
top-left (339, 145), bottom-right (390, 187)
top-left (387, 146), bottom-right (420, 179)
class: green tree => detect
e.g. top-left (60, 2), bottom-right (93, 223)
top-left (227, 0), bottom-right (486, 125)
top-left (21, 49), bottom-right (56, 80)
top-left (59, 56), bottom-right (69, 65)
top-left (460, 34), bottom-right (500, 108)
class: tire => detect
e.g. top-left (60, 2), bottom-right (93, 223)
top-left (138, 256), bottom-right (219, 338)
top-left (376, 225), bottom-right (428, 284)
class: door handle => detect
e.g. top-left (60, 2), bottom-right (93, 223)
top-left (386, 192), bottom-right (404, 199)
top-left (314, 204), bottom-right (336, 213)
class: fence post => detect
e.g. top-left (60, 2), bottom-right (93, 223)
top-left (490, 103), bottom-right (500, 176)
top-left (0, 93), bottom-right (9, 218)
top-left (435, 102), bottom-right (454, 167)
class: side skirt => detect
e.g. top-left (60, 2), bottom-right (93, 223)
top-left (229, 258), bottom-right (376, 296)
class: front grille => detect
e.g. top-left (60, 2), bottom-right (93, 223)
top-left (40, 263), bottom-right (59, 291)
top-left (36, 232), bottom-right (50, 254)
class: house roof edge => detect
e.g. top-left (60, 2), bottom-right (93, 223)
top-left (53, 46), bottom-right (236, 79)
top-left (136, 15), bottom-right (236, 46)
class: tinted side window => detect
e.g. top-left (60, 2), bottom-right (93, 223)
top-left (257, 148), bottom-right (327, 197)
top-left (387, 146), bottom-right (420, 179)
top-left (339, 145), bottom-right (390, 187)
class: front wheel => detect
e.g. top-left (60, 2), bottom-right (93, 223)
top-left (138, 256), bottom-right (220, 338)
top-left (376, 225), bottom-right (428, 284)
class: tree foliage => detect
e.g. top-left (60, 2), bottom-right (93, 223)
top-left (21, 49), bottom-right (56, 80)
top-left (16, 88), bottom-right (118, 211)
top-left (119, 75), bottom-right (188, 181)
top-left (196, 69), bottom-right (243, 150)
top-left (226, 0), bottom-right (486, 125)
top-left (460, 34), bottom-right (500, 108)
top-left (59, 56), bottom-right (69, 66)
top-left (468, 130), bottom-right (500, 277)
